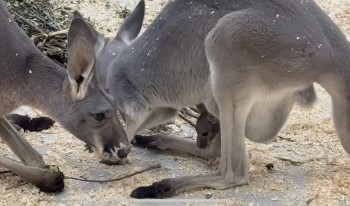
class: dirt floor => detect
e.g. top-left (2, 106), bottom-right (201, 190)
top-left (1, 0), bottom-right (350, 205)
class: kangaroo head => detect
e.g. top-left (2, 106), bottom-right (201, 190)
top-left (63, 25), bottom-right (132, 165)
top-left (195, 112), bottom-right (220, 149)
top-left (68, 0), bottom-right (145, 157)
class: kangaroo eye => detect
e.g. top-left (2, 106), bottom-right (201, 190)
top-left (202, 132), bottom-right (209, 137)
top-left (93, 113), bottom-right (105, 121)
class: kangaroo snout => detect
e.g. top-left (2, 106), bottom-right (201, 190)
top-left (117, 145), bottom-right (131, 159)
top-left (103, 143), bottom-right (131, 158)
top-left (99, 143), bottom-right (132, 165)
top-left (196, 135), bottom-right (211, 149)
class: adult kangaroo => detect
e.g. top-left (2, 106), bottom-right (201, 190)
top-left (0, 0), bottom-right (130, 192)
top-left (68, 0), bottom-right (349, 199)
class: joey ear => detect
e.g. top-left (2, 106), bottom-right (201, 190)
top-left (73, 11), bottom-right (84, 19)
top-left (67, 37), bottom-right (95, 100)
top-left (68, 17), bottom-right (101, 49)
top-left (115, 0), bottom-right (145, 44)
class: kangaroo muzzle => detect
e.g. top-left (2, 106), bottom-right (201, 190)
top-left (87, 141), bottom-right (131, 165)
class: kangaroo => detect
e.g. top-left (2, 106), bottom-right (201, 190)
top-left (194, 104), bottom-right (220, 149)
top-left (68, 0), bottom-right (348, 199)
top-left (0, 0), bottom-right (130, 192)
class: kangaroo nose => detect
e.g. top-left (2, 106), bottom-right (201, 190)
top-left (117, 145), bottom-right (131, 159)
top-left (197, 138), bottom-right (209, 149)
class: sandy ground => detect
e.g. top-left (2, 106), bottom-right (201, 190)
top-left (1, 0), bottom-right (350, 205)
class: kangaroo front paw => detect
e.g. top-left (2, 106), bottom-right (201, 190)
top-left (130, 179), bottom-right (174, 199)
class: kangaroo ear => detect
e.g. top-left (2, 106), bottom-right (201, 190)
top-left (68, 16), bottom-right (101, 49)
top-left (67, 37), bottom-right (95, 100)
top-left (73, 11), bottom-right (84, 19)
top-left (115, 0), bottom-right (145, 44)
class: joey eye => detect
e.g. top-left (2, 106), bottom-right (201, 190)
top-left (202, 132), bottom-right (209, 137)
top-left (93, 113), bottom-right (105, 121)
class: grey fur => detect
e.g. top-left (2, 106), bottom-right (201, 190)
top-left (68, 0), bottom-right (350, 198)
top-left (0, 0), bottom-right (130, 192)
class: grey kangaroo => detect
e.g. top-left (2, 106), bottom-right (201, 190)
top-left (0, 0), bottom-right (130, 192)
top-left (68, 0), bottom-right (348, 199)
